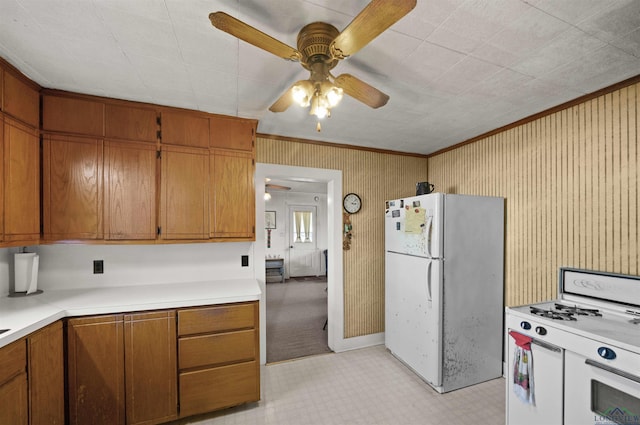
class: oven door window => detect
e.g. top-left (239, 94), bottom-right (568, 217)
top-left (592, 380), bottom-right (640, 425)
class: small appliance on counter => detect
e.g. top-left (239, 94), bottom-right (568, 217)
top-left (415, 181), bottom-right (435, 195)
top-left (10, 249), bottom-right (41, 296)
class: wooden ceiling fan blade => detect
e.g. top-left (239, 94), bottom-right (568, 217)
top-left (266, 184), bottom-right (291, 191)
top-left (209, 12), bottom-right (301, 61)
top-left (269, 80), bottom-right (307, 112)
top-left (330, 0), bottom-right (416, 59)
top-left (334, 74), bottom-right (389, 108)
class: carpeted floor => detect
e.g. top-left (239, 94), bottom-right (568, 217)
top-left (266, 277), bottom-right (331, 363)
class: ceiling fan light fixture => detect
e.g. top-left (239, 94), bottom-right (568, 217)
top-left (326, 85), bottom-right (344, 107)
top-left (292, 81), bottom-right (313, 107)
top-left (310, 93), bottom-right (329, 119)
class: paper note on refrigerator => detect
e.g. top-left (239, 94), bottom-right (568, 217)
top-left (405, 207), bottom-right (426, 234)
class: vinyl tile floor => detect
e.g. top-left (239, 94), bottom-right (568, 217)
top-left (177, 345), bottom-right (505, 425)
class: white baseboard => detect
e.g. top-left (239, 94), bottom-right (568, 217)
top-left (333, 332), bottom-right (385, 353)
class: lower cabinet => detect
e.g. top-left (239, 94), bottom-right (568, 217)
top-left (0, 372), bottom-right (28, 425)
top-left (67, 314), bottom-right (125, 425)
top-left (124, 311), bottom-right (177, 425)
top-left (67, 311), bottom-right (177, 425)
top-left (180, 361), bottom-right (259, 416)
top-left (177, 302), bottom-right (260, 417)
top-left (0, 322), bottom-right (64, 425)
top-left (0, 339), bottom-right (28, 425)
top-left (65, 302), bottom-right (259, 424)
top-left (28, 321), bottom-right (65, 425)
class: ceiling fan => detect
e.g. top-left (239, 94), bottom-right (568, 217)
top-left (264, 182), bottom-right (290, 201)
top-left (209, 0), bottom-right (416, 130)
top-left (265, 183), bottom-right (291, 191)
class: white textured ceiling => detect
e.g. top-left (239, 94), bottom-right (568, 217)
top-left (1, 0), bottom-right (639, 155)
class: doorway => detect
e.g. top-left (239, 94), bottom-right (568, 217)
top-left (264, 189), bottom-right (328, 362)
top-left (255, 164), bottom-right (345, 365)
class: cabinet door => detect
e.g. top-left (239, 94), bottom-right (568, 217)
top-left (104, 140), bottom-right (157, 240)
top-left (2, 71), bottom-right (39, 127)
top-left (209, 116), bottom-right (255, 151)
top-left (0, 373), bottom-right (28, 425)
top-left (124, 311), bottom-right (177, 425)
top-left (42, 134), bottom-right (103, 240)
top-left (42, 94), bottom-right (104, 136)
top-left (210, 150), bottom-right (255, 239)
top-left (160, 146), bottom-right (208, 239)
top-left (3, 117), bottom-right (39, 244)
top-left (28, 321), bottom-right (64, 425)
top-left (105, 104), bottom-right (158, 143)
top-left (161, 110), bottom-right (209, 148)
top-left (0, 115), bottom-right (4, 240)
top-left (67, 315), bottom-right (125, 425)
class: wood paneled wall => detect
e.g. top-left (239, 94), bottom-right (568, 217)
top-left (257, 136), bottom-right (428, 338)
top-left (428, 83), bottom-right (639, 307)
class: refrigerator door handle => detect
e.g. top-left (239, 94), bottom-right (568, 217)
top-left (426, 215), bottom-right (433, 257)
top-left (427, 260), bottom-right (433, 302)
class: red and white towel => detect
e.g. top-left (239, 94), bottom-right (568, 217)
top-left (509, 331), bottom-right (535, 405)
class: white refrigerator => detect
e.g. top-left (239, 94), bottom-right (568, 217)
top-left (385, 193), bottom-right (504, 393)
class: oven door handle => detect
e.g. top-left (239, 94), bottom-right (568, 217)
top-left (531, 339), bottom-right (562, 353)
top-left (586, 359), bottom-right (640, 385)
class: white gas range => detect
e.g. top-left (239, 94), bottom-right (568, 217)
top-left (506, 268), bottom-right (640, 425)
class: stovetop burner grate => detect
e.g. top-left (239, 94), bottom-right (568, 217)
top-left (554, 303), bottom-right (602, 317)
top-left (530, 306), bottom-right (577, 321)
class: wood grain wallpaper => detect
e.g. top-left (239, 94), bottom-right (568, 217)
top-left (257, 136), bottom-right (428, 338)
top-left (428, 83), bottom-right (639, 307)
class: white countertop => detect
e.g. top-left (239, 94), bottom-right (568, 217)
top-left (0, 279), bottom-right (261, 348)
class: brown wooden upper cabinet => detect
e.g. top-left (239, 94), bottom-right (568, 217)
top-left (209, 116), bottom-right (256, 152)
top-left (160, 110), bottom-right (209, 149)
top-left (42, 134), bottom-right (103, 240)
top-left (0, 115), bottom-right (4, 240)
top-left (38, 90), bottom-right (256, 244)
top-left (2, 116), bottom-right (40, 245)
top-left (2, 71), bottom-right (39, 127)
top-left (160, 145), bottom-right (209, 240)
top-left (105, 103), bottom-right (158, 143)
top-left (210, 150), bottom-right (255, 239)
top-left (0, 64), bottom-right (40, 247)
top-left (104, 140), bottom-right (157, 240)
top-left (42, 94), bottom-right (105, 136)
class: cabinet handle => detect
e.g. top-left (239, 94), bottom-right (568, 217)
top-left (585, 359), bottom-right (640, 384)
top-left (531, 339), bottom-right (562, 353)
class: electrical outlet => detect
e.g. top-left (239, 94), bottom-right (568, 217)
top-left (93, 260), bottom-right (104, 274)
top-left (241, 255), bottom-right (249, 267)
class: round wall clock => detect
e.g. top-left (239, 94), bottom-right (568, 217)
top-left (343, 193), bottom-right (362, 214)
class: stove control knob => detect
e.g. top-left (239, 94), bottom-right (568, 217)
top-left (535, 326), bottom-right (547, 336)
top-left (598, 347), bottom-right (617, 360)
top-left (520, 321), bottom-right (532, 330)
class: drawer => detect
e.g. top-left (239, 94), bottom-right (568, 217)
top-left (179, 329), bottom-right (256, 370)
top-left (0, 339), bottom-right (26, 385)
top-left (178, 303), bottom-right (256, 336)
top-left (179, 361), bottom-right (259, 417)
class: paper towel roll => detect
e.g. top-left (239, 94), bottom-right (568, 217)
top-left (14, 252), bottom-right (39, 293)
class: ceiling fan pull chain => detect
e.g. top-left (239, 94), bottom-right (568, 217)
top-left (316, 121), bottom-right (321, 132)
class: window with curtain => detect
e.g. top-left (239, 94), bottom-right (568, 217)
top-left (293, 211), bottom-right (313, 242)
